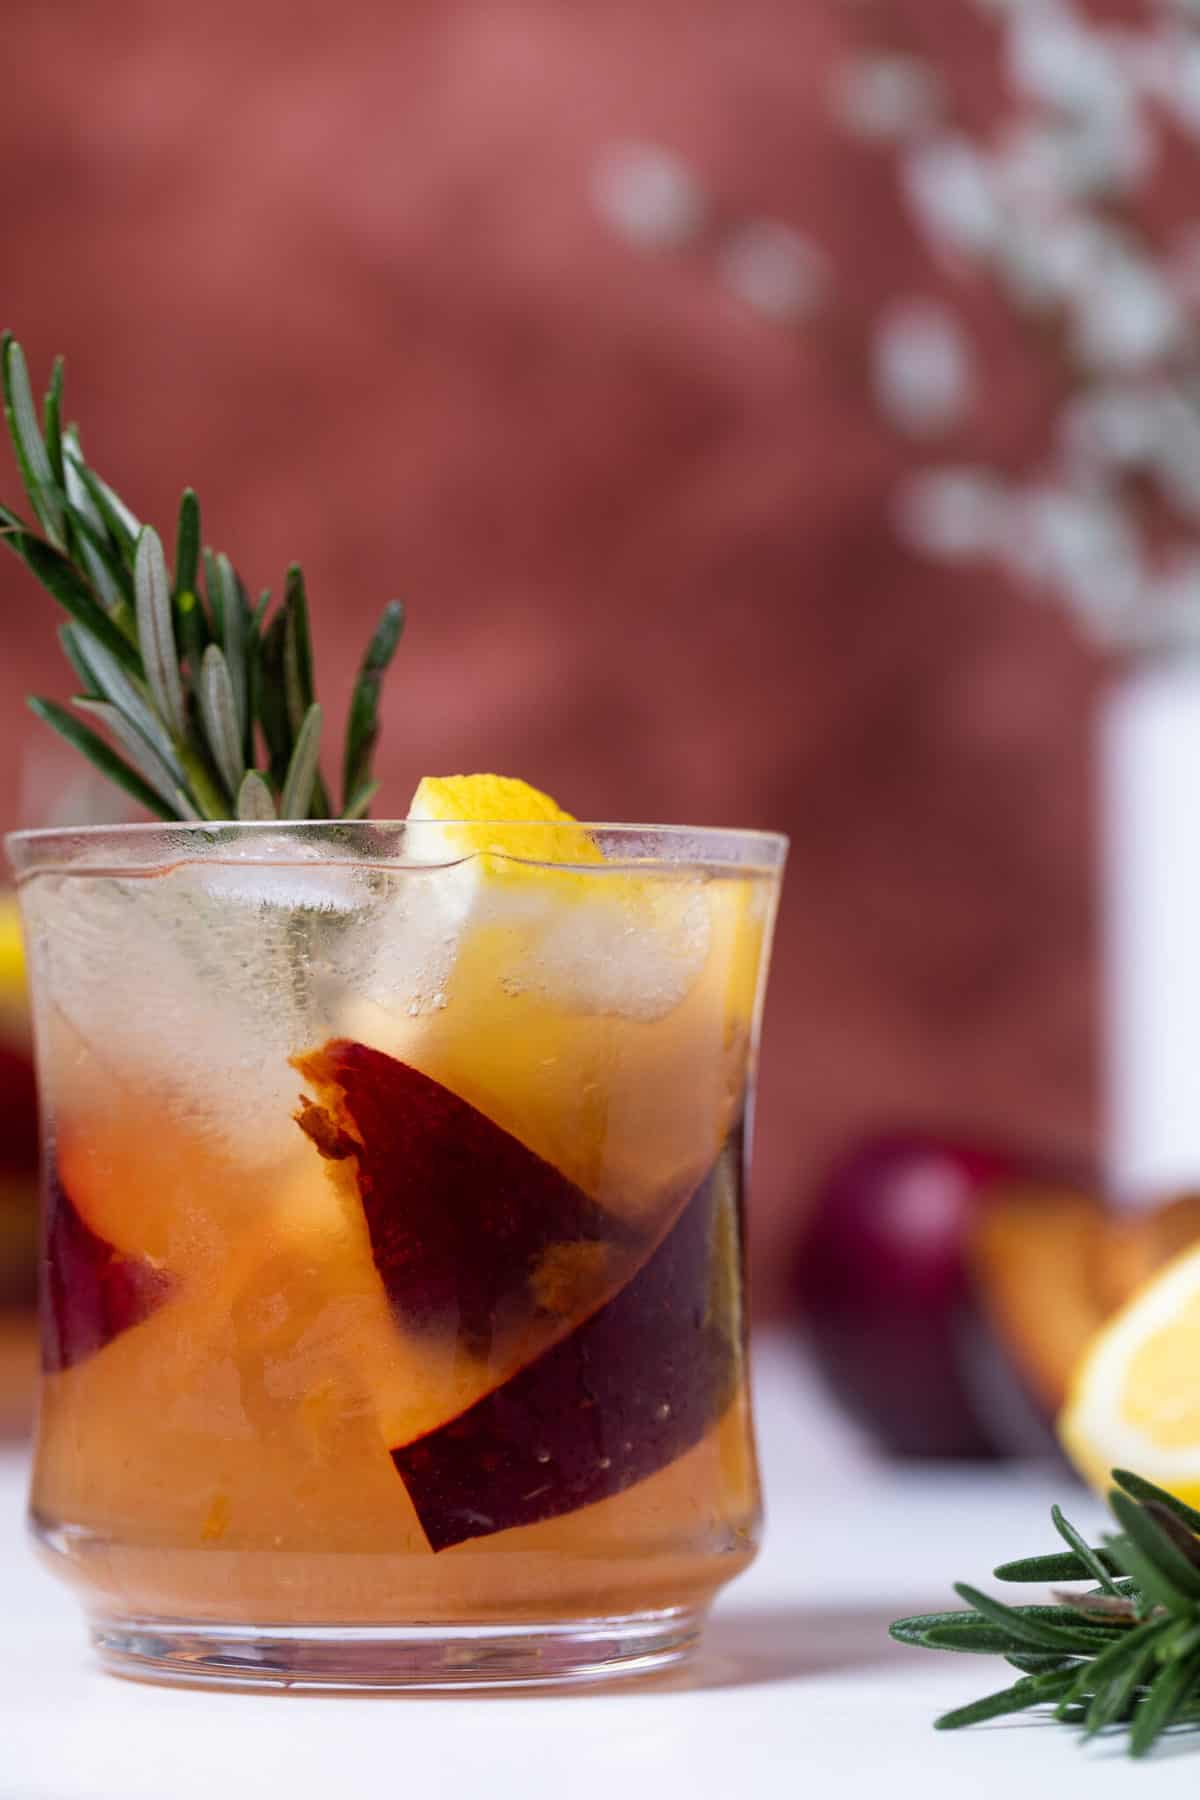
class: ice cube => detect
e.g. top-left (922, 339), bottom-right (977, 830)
top-left (195, 836), bottom-right (366, 913)
top-left (499, 876), bottom-right (712, 1022)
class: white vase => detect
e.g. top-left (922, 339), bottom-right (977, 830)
top-left (1104, 655), bottom-right (1200, 1203)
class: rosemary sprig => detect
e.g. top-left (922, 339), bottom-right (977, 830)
top-left (892, 1469), bottom-right (1200, 1758)
top-left (1, 334), bottom-right (405, 822)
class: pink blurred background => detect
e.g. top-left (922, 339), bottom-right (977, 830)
top-left (0, 0), bottom-right (1106, 1314)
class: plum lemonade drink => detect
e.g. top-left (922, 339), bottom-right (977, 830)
top-left (10, 800), bottom-right (784, 1687)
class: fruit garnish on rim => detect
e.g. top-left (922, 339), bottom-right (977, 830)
top-left (343, 772), bottom-right (764, 1213)
top-left (407, 774), bottom-right (602, 865)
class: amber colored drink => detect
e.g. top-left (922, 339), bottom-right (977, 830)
top-left (8, 820), bottom-right (784, 1688)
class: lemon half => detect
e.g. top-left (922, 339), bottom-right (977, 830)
top-left (1060, 1239), bottom-right (1200, 1507)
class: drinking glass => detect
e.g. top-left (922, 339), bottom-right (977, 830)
top-left (7, 819), bottom-right (785, 1688)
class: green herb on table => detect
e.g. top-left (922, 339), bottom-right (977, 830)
top-left (891, 1468), bottom-right (1200, 1758)
top-left (1, 332), bottom-right (404, 823)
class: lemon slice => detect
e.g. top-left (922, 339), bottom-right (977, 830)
top-left (1060, 1240), bottom-right (1200, 1507)
top-left (0, 898), bottom-right (26, 1003)
top-left (407, 774), bottom-right (601, 866)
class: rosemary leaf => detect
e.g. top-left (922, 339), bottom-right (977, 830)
top-left (919, 1623), bottom-right (1028, 1656)
top-left (994, 1548), bottom-right (1125, 1584)
top-left (1103, 1533), bottom-right (1183, 1619)
top-left (203, 546), bottom-right (224, 638)
top-left (1144, 1501), bottom-right (1200, 1573)
top-left (174, 488), bottom-right (200, 602)
top-left (62, 429), bottom-right (125, 615)
top-left (1108, 1490), bottom-right (1200, 1606)
top-left (73, 699), bottom-right (184, 809)
top-left (236, 771), bottom-right (276, 822)
top-left (283, 565), bottom-right (331, 817)
top-left (889, 1612), bottom-right (974, 1648)
top-left (1113, 1471), bottom-right (1200, 1537)
top-left (935, 1669), bottom-right (1077, 1732)
top-left (279, 702), bottom-right (323, 820)
top-left (1054, 1616), bottom-right (1164, 1719)
top-left (342, 598), bottom-right (404, 814)
top-left (282, 563), bottom-right (314, 737)
top-left (172, 787), bottom-right (203, 822)
top-left (216, 552), bottom-right (248, 749)
top-left (1, 334), bottom-right (65, 547)
top-left (177, 745), bottom-right (230, 822)
top-left (1083, 1625), bottom-right (1165, 1739)
top-left (244, 590), bottom-right (270, 767)
top-left (894, 1603), bottom-right (1125, 1642)
top-left (342, 777), bottom-right (380, 821)
top-left (952, 1584), bottom-right (1120, 1654)
top-left (58, 624), bottom-right (100, 698)
top-left (197, 645), bottom-right (244, 799)
top-left (74, 460), bottom-right (139, 566)
top-left (62, 500), bottom-right (135, 614)
top-left (1050, 1505), bottom-right (1125, 1599)
top-left (134, 526), bottom-right (186, 741)
top-left (71, 629), bottom-right (184, 782)
top-left (278, 698), bottom-right (323, 820)
top-left (1, 504), bottom-right (143, 675)
top-left (1004, 1653), bottom-right (1077, 1675)
top-left (26, 696), bottom-right (175, 820)
top-left (1131, 1656), bottom-right (1200, 1758)
top-left (176, 588), bottom-right (209, 675)
top-left (927, 1618), bottom-right (1113, 1657)
top-left (1162, 1620), bottom-right (1200, 1664)
top-left (42, 356), bottom-right (66, 491)
top-left (258, 610), bottom-right (292, 788)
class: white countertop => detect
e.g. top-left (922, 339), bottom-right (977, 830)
top-left (1, 1336), bottom-right (1190, 1799)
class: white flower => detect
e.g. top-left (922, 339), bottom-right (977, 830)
top-left (1069, 246), bottom-right (1185, 370)
top-left (902, 136), bottom-right (1001, 260)
top-left (1010, 486), bottom-right (1144, 630)
top-left (591, 143), bottom-right (707, 251)
top-left (1060, 384), bottom-right (1164, 473)
top-left (717, 221), bottom-right (829, 320)
top-left (1008, 6), bottom-right (1130, 117)
top-left (872, 299), bottom-right (975, 436)
top-left (893, 468), bottom-right (1008, 559)
top-left (1164, 35), bottom-right (1200, 135)
top-left (834, 53), bottom-right (942, 142)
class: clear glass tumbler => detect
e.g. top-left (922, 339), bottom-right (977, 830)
top-left (7, 818), bottom-right (785, 1688)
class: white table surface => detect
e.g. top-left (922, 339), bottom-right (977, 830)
top-left (1, 1334), bottom-right (1190, 1799)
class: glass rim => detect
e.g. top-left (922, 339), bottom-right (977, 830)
top-left (6, 817), bottom-right (789, 877)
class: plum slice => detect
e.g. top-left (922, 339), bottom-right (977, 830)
top-left (293, 1040), bottom-right (640, 1356)
top-left (42, 1157), bottom-right (173, 1372)
top-left (392, 1138), bottom-right (742, 1551)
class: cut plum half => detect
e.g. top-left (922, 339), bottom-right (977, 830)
top-left (42, 1158), bottom-right (174, 1372)
top-left (293, 1040), bottom-right (641, 1356)
top-left (392, 1136), bottom-right (743, 1551)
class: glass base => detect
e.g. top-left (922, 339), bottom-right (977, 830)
top-left (88, 1607), bottom-right (706, 1691)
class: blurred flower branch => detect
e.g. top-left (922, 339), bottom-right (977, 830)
top-left (592, 1), bottom-right (1200, 653)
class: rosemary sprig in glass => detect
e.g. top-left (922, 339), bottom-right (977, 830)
top-left (891, 1469), bottom-right (1200, 1758)
top-left (1, 333), bottom-right (404, 823)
